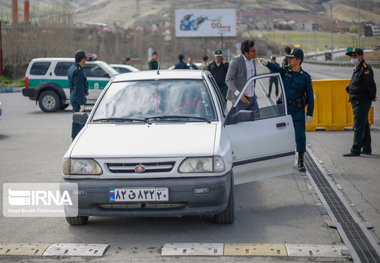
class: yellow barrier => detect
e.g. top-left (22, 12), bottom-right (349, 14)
top-left (306, 79), bottom-right (374, 131)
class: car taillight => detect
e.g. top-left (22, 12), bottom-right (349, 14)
top-left (25, 77), bottom-right (28, 88)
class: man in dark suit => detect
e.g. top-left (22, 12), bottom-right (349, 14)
top-left (226, 40), bottom-right (258, 112)
top-left (174, 54), bottom-right (189, 69)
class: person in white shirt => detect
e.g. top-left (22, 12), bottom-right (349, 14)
top-left (225, 40), bottom-right (258, 112)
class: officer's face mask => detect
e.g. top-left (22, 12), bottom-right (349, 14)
top-left (350, 58), bottom-right (359, 66)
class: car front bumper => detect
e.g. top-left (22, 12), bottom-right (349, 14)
top-left (61, 171), bottom-right (232, 217)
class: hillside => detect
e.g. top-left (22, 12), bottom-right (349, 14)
top-left (0, 0), bottom-right (379, 28)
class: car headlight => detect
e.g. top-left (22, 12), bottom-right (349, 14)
top-left (62, 158), bottom-right (102, 175)
top-left (179, 156), bottom-right (225, 173)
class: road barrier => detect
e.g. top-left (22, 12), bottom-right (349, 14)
top-left (306, 79), bottom-right (374, 131)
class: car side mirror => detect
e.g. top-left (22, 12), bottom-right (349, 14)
top-left (225, 109), bottom-right (255, 125)
top-left (73, 112), bottom-right (88, 124)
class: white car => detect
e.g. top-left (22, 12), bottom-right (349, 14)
top-left (62, 70), bottom-right (295, 225)
top-left (110, 64), bottom-right (140, 73)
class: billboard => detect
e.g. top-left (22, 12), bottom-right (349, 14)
top-left (175, 9), bottom-right (236, 37)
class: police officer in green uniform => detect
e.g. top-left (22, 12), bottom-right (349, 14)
top-left (343, 48), bottom-right (377, 157)
top-left (148, 51), bottom-right (159, 70)
top-left (282, 46), bottom-right (291, 67)
top-left (68, 50), bottom-right (88, 140)
top-left (208, 49), bottom-right (229, 100)
top-left (260, 48), bottom-right (314, 172)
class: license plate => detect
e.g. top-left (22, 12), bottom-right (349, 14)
top-left (109, 188), bottom-right (169, 202)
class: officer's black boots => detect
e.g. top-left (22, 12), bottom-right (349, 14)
top-left (298, 152), bottom-right (306, 173)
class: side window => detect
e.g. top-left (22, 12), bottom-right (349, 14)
top-left (116, 67), bottom-right (131, 73)
top-left (208, 75), bottom-right (227, 117)
top-left (84, 64), bottom-right (108, 78)
top-left (54, 62), bottom-right (72, 76)
top-left (227, 74), bottom-right (285, 124)
top-left (29, 62), bottom-right (51, 75)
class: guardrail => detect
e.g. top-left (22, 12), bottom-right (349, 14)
top-left (306, 79), bottom-right (374, 131)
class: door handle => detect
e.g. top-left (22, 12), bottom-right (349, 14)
top-left (276, 122), bottom-right (286, 128)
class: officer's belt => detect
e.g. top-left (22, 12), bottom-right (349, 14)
top-left (287, 98), bottom-right (305, 108)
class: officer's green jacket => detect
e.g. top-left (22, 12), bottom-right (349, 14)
top-left (148, 60), bottom-right (159, 70)
top-left (266, 62), bottom-right (314, 118)
top-left (346, 60), bottom-right (377, 102)
top-left (68, 63), bottom-right (88, 105)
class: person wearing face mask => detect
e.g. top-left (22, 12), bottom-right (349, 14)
top-left (343, 48), bottom-right (377, 157)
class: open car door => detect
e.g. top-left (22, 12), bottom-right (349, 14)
top-left (225, 73), bottom-right (295, 185)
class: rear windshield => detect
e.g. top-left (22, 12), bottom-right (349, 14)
top-left (29, 62), bottom-right (51, 75)
top-left (54, 62), bottom-right (73, 76)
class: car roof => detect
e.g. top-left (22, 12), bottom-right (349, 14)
top-left (30, 58), bottom-right (104, 63)
top-left (112, 70), bottom-right (205, 82)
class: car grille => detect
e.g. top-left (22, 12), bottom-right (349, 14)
top-left (107, 161), bottom-right (175, 174)
top-left (98, 203), bottom-right (185, 209)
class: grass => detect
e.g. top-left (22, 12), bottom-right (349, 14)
top-left (251, 30), bottom-right (380, 55)
top-left (0, 76), bottom-right (25, 89)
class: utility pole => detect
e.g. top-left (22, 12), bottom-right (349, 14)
top-left (0, 21), bottom-right (3, 76)
top-left (330, 2), bottom-right (333, 60)
top-left (357, 0), bottom-right (360, 47)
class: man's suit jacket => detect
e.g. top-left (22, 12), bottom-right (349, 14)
top-left (225, 54), bottom-right (256, 102)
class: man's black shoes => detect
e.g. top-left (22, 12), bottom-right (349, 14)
top-left (361, 150), bottom-right (372, 155)
top-left (343, 152), bottom-right (360, 157)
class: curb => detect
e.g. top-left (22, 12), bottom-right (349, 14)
top-left (0, 88), bottom-right (23, 93)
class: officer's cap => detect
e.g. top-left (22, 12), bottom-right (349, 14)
top-left (284, 46), bottom-right (291, 53)
top-left (270, 55), bottom-right (276, 60)
top-left (75, 50), bottom-right (86, 60)
top-left (152, 51), bottom-right (158, 56)
top-left (345, 47), bottom-right (363, 56)
top-left (286, 48), bottom-right (304, 61)
top-left (214, 49), bottom-right (223, 56)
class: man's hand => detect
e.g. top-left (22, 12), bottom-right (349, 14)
top-left (276, 96), bottom-right (282, 104)
top-left (241, 93), bottom-right (250, 104)
top-left (306, 115), bottom-right (313, 125)
top-left (258, 58), bottom-right (268, 66)
top-left (80, 105), bottom-right (85, 112)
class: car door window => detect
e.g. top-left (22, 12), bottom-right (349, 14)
top-left (226, 73), bottom-right (286, 125)
top-left (85, 64), bottom-right (108, 78)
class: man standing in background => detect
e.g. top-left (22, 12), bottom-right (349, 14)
top-left (208, 50), bottom-right (229, 100)
top-left (148, 51), bottom-right (159, 70)
top-left (343, 48), bottom-right (377, 157)
top-left (282, 46), bottom-right (291, 67)
top-left (68, 50), bottom-right (88, 140)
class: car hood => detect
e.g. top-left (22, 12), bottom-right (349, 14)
top-left (70, 123), bottom-right (217, 157)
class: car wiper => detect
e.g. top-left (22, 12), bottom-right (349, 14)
top-left (146, 115), bottom-right (211, 123)
top-left (92, 117), bottom-right (147, 123)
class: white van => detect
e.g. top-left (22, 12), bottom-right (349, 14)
top-left (22, 58), bottom-right (119, 112)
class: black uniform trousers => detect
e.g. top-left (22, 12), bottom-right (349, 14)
top-left (268, 76), bottom-right (279, 97)
top-left (351, 100), bottom-right (372, 154)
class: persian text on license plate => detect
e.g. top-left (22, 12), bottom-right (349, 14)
top-left (109, 188), bottom-right (169, 202)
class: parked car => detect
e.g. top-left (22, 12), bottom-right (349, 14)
top-left (110, 64), bottom-right (140, 73)
top-left (62, 70), bottom-right (295, 225)
top-left (22, 58), bottom-right (119, 112)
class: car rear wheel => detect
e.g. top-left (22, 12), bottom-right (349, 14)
top-left (66, 216), bottom-right (89, 226)
top-left (215, 177), bottom-right (234, 224)
top-left (38, 90), bottom-right (61, 112)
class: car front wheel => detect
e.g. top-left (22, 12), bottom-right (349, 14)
top-left (66, 216), bottom-right (89, 226)
top-left (215, 176), bottom-right (234, 224)
top-left (38, 90), bottom-right (61, 112)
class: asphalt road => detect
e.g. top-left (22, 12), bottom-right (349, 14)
top-left (1, 62), bottom-right (379, 262)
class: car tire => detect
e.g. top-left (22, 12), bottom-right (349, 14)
top-left (38, 90), bottom-right (61, 112)
top-left (215, 176), bottom-right (234, 224)
top-left (60, 103), bottom-right (69, 110)
top-left (66, 216), bottom-right (89, 226)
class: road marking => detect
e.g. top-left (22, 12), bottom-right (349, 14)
top-left (0, 243), bottom-right (50, 256)
top-left (161, 243), bottom-right (223, 256)
top-left (285, 244), bottom-right (347, 257)
top-left (224, 243), bottom-right (287, 256)
top-left (43, 243), bottom-right (109, 257)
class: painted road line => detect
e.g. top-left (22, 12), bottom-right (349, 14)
top-left (224, 243), bottom-right (287, 256)
top-left (42, 243), bottom-right (110, 257)
top-left (0, 243), bottom-right (50, 256)
top-left (161, 243), bottom-right (224, 256)
top-left (285, 244), bottom-right (348, 258)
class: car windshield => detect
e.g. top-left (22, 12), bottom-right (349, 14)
top-left (92, 79), bottom-right (217, 122)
